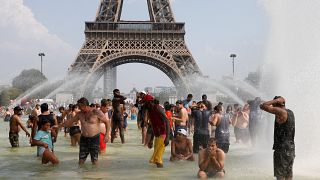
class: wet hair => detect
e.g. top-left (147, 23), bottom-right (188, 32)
top-left (58, 106), bottom-right (65, 111)
top-left (90, 103), bottom-right (96, 108)
top-left (164, 101), bottom-right (171, 110)
top-left (40, 119), bottom-right (51, 128)
top-left (187, 94), bottom-right (193, 98)
top-left (153, 99), bottom-right (160, 105)
top-left (226, 105), bottom-right (233, 113)
top-left (40, 103), bottom-right (49, 113)
top-left (202, 94), bottom-right (207, 100)
top-left (273, 96), bottom-right (285, 106)
top-left (68, 104), bottom-right (73, 109)
top-left (113, 89), bottom-right (120, 94)
top-left (77, 97), bottom-right (89, 106)
top-left (214, 105), bottom-right (222, 112)
top-left (71, 104), bottom-right (78, 111)
top-left (208, 137), bottom-right (217, 145)
top-left (273, 96), bottom-right (282, 100)
top-left (197, 101), bottom-right (205, 108)
top-left (28, 114), bottom-right (36, 120)
top-left (101, 99), bottom-right (108, 107)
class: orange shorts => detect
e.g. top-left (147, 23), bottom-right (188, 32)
top-left (100, 133), bottom-right (107, 151)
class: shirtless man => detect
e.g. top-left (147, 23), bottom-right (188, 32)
top-left (63, 97), bottom-right (110, 165)
top-left (111, 89), bottom-right (126, 144)
top-left (31, 104), bottom-right (41, 118)
top-left (260, 96), bottom-right (295, 180)
top-left (9, 106), bottom-right (31, 147)
top-left (173, 100), bottom-right (189, 135)
top-left (198, 137), bottom-right (225, 179)
top-left (27, 104), bottom-right (40, 131)
top-left (170, 128), bottom-right (194, 161)
top-left (99, 99), bottom-right (111, 153)
top-left (231, 105), bottom-right (249, 144)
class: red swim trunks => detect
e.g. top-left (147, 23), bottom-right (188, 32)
top-left (100, 133), bottom-right (107, 151)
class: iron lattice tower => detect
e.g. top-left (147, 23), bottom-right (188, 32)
top-left (68, 0), bottom-right (202, 98)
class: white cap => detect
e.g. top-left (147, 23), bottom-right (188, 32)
top-left (177, 128), bottom-right (187, 136)
top-left (140, 91), bottom-right (147, 95)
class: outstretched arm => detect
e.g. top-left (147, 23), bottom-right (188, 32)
top-left (62, 113), bottom-right (80, 128)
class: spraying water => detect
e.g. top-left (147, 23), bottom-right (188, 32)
top-left (189, 76), bottom-right (246, 105)
top-left (44, 74), bottom-right (87, 99)
top-left (262, 0), bottom-right (320, 177)
top-left (11, 80), bottom-right (57, 107)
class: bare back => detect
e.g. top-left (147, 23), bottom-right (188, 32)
top-left (176, 108), bottom-right (188, 126)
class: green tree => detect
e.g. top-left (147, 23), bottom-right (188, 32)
top-left (12, 69), bottom-right (47, 92)
top-left (0, 87), bottom-right (23, 106)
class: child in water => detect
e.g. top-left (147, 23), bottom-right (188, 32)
top-left (32, 120), bottom-right (59, 165)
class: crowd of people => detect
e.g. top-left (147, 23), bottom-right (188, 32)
top-left (4, 90), bottom-right (295, 180)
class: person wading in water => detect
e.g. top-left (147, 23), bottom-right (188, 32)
top-left (260, 96), bottom-right (295, 180)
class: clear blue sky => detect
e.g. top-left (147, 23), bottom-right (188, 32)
top-left (0, 0), bottom-right (268, 93)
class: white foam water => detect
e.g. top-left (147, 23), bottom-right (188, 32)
top-left (262, 0), bottom-right (320, 177)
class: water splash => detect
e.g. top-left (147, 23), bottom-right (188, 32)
top-left (188, 75), bottom-right (246, 105)
top-left (262, 0), bottom-right (320, 176)
top-left (44, 74), bottom-right (87, 99)
top-left (11, 80), bottom-right (58, 107)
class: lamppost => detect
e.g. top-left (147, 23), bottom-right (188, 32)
top-left (230, 54), bottom-right (237, 78)
top-left (38, 53), bottom-right (45, 75)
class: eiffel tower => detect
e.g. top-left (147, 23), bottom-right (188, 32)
top-left (68, 0), bottom-right (202, 98)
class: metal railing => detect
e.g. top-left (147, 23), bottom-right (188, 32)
top-left (85, 22), bottom-right (185, 33)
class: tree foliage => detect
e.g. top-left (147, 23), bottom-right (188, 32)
top-left (0, 87), bottom-right (23, 106)
top-left (12, 69), bottom-right (47, 92)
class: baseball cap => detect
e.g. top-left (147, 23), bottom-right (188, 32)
top-left (140, 91), bottom-right (147, 95)
top-left (14, 106), bottom-right (23, 111)
top-left (177, 128), bottom-right (187, 136)
top-left (142, 94), bottom-right (154, 102)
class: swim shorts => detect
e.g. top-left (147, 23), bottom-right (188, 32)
top-left (79, 134), bottom-right (100, 162)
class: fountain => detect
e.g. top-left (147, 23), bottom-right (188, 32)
top-left (1, 0), bottom-right (320, 179)
top-left (262, 0), bottom-right (320, 177)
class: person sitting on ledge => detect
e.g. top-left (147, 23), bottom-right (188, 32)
top-left (170, 128), bottom-right (194, 161)
top-left (198, 137), bottom-right (225, 179)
